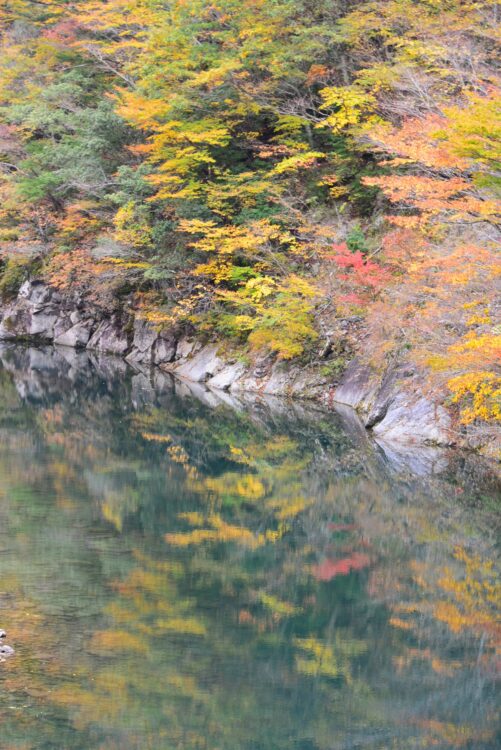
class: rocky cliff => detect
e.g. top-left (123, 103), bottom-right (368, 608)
top-left (0, 278), bottom-right (497, 457)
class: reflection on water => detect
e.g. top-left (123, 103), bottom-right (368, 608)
top-left (0, 344), bottom-right (499, 750)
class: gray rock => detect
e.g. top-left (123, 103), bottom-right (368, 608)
top-left (372, 394), bottom-right (453, 445)
top-left (364, 366), bottom-right (401, 428)
top-left (174, 338), bottom-right (201, 360)
top-left (0, 276), bottom-right (489, 451)
top-left (229, 374), bottom-right (263, 393)
top-left (0, 280), bottom-right (61, 341)
top-left (0, 309), bottom-right (21, 340)
top-left (332, 357), bottom-right (458, 446)
top-left (127, 318), bottom-right (158, 362)
top-left (27, 310), bottom-right (58, 338)
top-left (252, 355), bottom-right (274, 380)
top-left (207, 361), bottom-right (246, 391)
top-left (53, 316), bottom-right (71, 339)
top-left (262, 364), bottom-right (293, 395)
top-left (87, 319), bottom-right (129, 355)
top-left (173, 344), bottom-right (223, 382)
top-left (55, 321), bottom-right (93, 348)
top-left (153, 334), bottom-right (177, 365)
top-left (18, 279), bottom-right (52, 308)
top-left (333, 358), bottom-right (380, 411)
top-left (289, 369), bottom-right (330, 401)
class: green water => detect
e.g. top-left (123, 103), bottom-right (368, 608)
top-left (0, 344), bottom-right (499, 750)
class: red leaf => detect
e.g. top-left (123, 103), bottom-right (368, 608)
top-left (312, 552), bottom-right (371, 581)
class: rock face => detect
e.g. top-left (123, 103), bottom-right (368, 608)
top-left (87, 318), bottom-right (130, 355)
top-left (207, 361), bottom-right (246, 391)
top-left (333, 359), bottom-right (454, 446)
top-left (372, 395), bottom-right (452, 444)
top-left (124, 319), bottom-right (178, 366)
top-left (0, 280), bottom-right (175, 362)
top-left (162, 342), bottom-right (330, 404)
top-left (333, 359), bottom-right (380, 412)
top-left (54, 321), bottom-right (93, 348)
top-left (152, 332), bottom-right (177, 365)
top-left (162, 342), bottom-right (457, 446)
top-left (1, 277), bottom-right (493, 452)
top-left (169, 343), bottom-right (223, 382)
top-left (126, 318), bottom-right (159, 363)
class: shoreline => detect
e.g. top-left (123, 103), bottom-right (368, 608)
top-left (0, 278), bottom-right (499, 459)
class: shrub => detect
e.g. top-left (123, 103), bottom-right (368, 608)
top-left (0, 256), bottom-right (40, 300)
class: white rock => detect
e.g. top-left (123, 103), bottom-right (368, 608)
top-left (372, 395), bottom-right (453, 445)
top-left (87, 320), bottom-right (129, 355)
top-left (132, 319), bottom-right (158, 354)
top-left (207, 361), bottom-right (246, 391)
top-left (175, 338), bottom-right (201, 360)
top-left (262, 365), bottom-right (293, 395)
top-left (18, 280), bottom-right (52, 307)
top-left (153, 336), bottom-right (177, 365)
top-left (27, 311), bottom-right (58, 337)
top-left (173, 344), bottom-right (223, 382)
top-left (333, 359), bottom-right (379, 411)
top-left (55, 322), bottom-right (92, 348)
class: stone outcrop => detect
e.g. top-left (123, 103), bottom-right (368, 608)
top-left (162, 342), bottom-right (458, 448)
top-left (332, 358), bottom-right (455, 447)
top-left (1, 277), bottom-right (497, 455)
top-left (0, 280), bottom-right (174, 365)
top-left (87, 317), bottom-right (129, 355)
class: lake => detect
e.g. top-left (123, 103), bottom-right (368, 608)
top-left (0, 344), bottom-right (499, 750)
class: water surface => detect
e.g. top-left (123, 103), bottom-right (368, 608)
top-left (0, 344), bottom-right (499, 750)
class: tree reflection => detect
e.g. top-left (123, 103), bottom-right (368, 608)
top-left (0, 346), bottom-right (499, 749)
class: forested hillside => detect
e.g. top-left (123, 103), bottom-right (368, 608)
top-left (0, 1), bottom-right (499, 437)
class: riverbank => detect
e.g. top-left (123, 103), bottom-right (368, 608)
top-left (0, 278), bottom-right (499, 458)
top-left (1, 340), bottom-right (499, 486)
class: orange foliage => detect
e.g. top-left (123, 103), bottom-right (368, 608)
top-left (45, 249), bottom-right (105, 292)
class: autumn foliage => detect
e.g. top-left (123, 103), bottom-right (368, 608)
top-left (0, 0), bottom-right (499, 437)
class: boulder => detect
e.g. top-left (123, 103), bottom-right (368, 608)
top-left (372, 394), bottom-right (454, 445)
top-left (365, 365), bottom-right (416, 428)
top-left (87, 318), bottom-right (129, 355)
top-left (0, 280), bottom-right (60, 340)
top-left (18, 279), bottom-right (52, 309)
top-left (126, 318), bottom-right (159, 363)
top-left (207, 361), bottom-right (246, 391)
top-left (262, 364), bottom-right (293, 395)
top-left (0, 308), bottom-right (25, 340)
top-left (153, 333), bottom-right (177, 365)
top-left (174, 338), bottom-right (201, 360)
top-left (333, 358), bottom-right (380, 411)
top-left (55, 321), bottom-right (93, 348)
top-left (173, 344), bottom-right (223, 382)
top-left (27, 310), bottom-right (58, 338)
